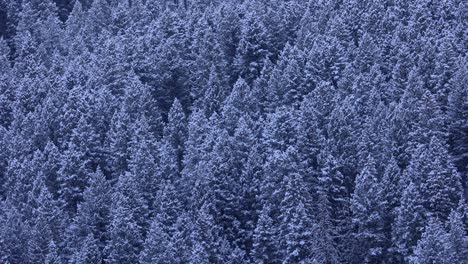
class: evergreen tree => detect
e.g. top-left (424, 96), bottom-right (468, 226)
top-left (268, 43), bottom-right (305, 108)
top-left (316, 150), bottom-right (353, 262)
top-left (189, 241), bottom-right (211, 264)
top-left (42, 141), bottom-right (61, 199)
top-left (57, 139), bottom-right (92, 215)
top-left (70, 234), bottom-right (102, 264)
top-left (230, 116), bottom-right (259, 256)
top-left (152, 180), bottom-right (184, 237)
top-left (189, 14), bottom-right (227, 108)
top-left (5, 149), bottom-right (46, 217)
top-left (277, 147), bottom-right (314, 263)
top-left (150, 14), bottom-right (191, 113)
top-left (104, 171), bottom-right (147, 263)
top-left (250, 57), bottom-right (274, 115)
top-left (66, 167), bottom-right (110, 260)
top-left (185, 112), bottom-right (223, 211)
top-left (446, 204), bottom-right (468, 263)
top-left (310, 192), bottom-right (341, 264)
top-left (191, 202), bottom-right (233, 263)
top-left (215, 2), bottom-right (241, 85)
top-left (393, 182), bottom-right (426, 261)
top-left (410, 218), bottom-right (455, 264)
top-left (0, 38), bottom-right (13, 128)
top-left (198, 64), bottom-right (227, 115)
top-left (180, 109), bottom-right (210, 207)
top-left (235, 6), bottom-right (271, 84)
top-left (202, 126), bottom-right (244, 250)
top-left (105, 106), bottom-right (131, 179)
top-left (0, 125), bottom-right (7, 199)
top-left (0, 201), bottom-right (30, 263)
top-left (83, 0), bottom-right (111, 44)
top-left (326, 94), bottom-right (362, 183)
top-left (27, 171), bottom-right (65, 263)
top-left (351, 156), bottom-right (386, 263)
top-left (44, 240), bottom-right (60, 264)
top-left (252, 205), bottom-right (278, 264)
top-left (295, 91), bottom-right (325, 202)
top-left (380, 156), bottom-right (403, 261)
top-left (127, 116), bottom-right (159, 213)
top-left (221, 77), bottom-right (252, 134)
top-left (447, 62), bottom-right (468, 193)
top-left (13, 0), bottom-right (62, 75)
top-left (139, 216), bottom-right (175, 264)
top-left (159, 98), bottom-right (187, 182)
top-left (406, 136), bottom-right (463, 220)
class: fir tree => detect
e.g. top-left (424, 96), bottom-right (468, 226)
top-left (192, 202), bottom-right (234, 263)
top-left (277, 147), bottom-right (314, 263)
top-left (0, 202), bottom-right (30, 263)
top-left (393, 182), bottom-right (426, 261)
top-left (410, 218), bottom-right (455, 264)
top-left (446, 204), bottom-right (468, 263)
top-left (310, 192), bottom-right (341, 264)
top-left (139, 217), bottom-right (175, 264)
top-left (252, 205), bottom-right (278, 264)
top-left (27, 171), bottom-right (65, 263)
top-left (70, 234), bottom-right (102, 264)
top-left (66, 167), bottom-right (110, 260)
top-left (235, 6), bottom-right (271, 84)
top-left (127, 116), bottom-right (159, 212)
top-left (159, 98), bottom-right (187, 182)
top-left (57, 139), bottom-right (92, 215)
top-left (268, 43), bottom-right (305, 108)
top-left (351, 156), bottom-right (386, 263)
top-left (380, 156), bottom-right (403, 261)
top-left (221, 77), bottom-right (252, 134)
top-left (0, 38), bottom-right (13, 128)
top-left (105, 105), bottom-right (132, 178)
top-left (44, 241), bottom-right (60, 264)
top-left (447, 62), bottom-right (468, 192)
top-left (104, 171), bottom-right (147, 263)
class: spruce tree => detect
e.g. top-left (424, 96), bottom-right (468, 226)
top-left (58, 139), bottom-right (92, 215)
top-left (139, 216), bottom-right (175, 264)
top-left (221, 77), bottom-right (252, 134)
top-left (27, 171), bottom-right (65, 263)
top-left (0, 201), bottom-right (30, 263)
top-left (252, 205), bottom-right (278, 264)
top-left (310, 192), bottom-right (341, 264)
top-left (235, 7), bottom-right (271, 84)
top-left (70, 234), bottom-right (102, 264)
top-left (66, 167), bottom-right (110, 260)
top-left (410, 218), bottom-right (455, 264)
top-left (44, 241), bottom-right (60, 264)
top-left (447, 63), bottom-right (468, 193)
top-left (0, 38), bottom-right (12, 128)
top-left (127, 116), bottom-right (159, 212)
top-left (105, 106), bottom-right (131, 179)
top-left (393, 182), bottom-right (426, 261)
top-left (277, 147), bottom-right (314, 263)
top-left (380, 156), bottom-right (403, 260)
top-left (159, 98), bottom-right (187, 183)
top-left (268, 44), bottom-right (305, 108)
top-left (0, 1), bottom-right (466, 263)
top-left (104, 171), bottom-right (147, 263)
top-left (351, 156), bottom-right (386, 263)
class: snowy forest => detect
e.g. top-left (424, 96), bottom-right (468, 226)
top-left (0, 0), bottom-right (466, 263)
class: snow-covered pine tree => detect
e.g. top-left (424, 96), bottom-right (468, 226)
top-left (351, 155), bottom-right (386, 263)
top-left (104, 171), bottom-right (147, 263)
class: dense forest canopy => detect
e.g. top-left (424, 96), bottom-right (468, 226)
top-left (0, 0), bottom-right (467, 263)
